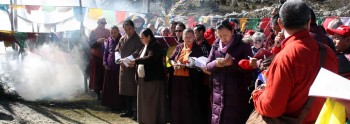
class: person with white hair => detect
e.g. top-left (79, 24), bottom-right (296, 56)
top-left (251, 32), bottom-right (266, 55)
top-left (160, 27), bottom-right (171, 37)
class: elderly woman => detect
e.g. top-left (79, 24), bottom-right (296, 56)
top-left (128, 28), bottom-right (170, 124)
top-left (101, 26), bottom-right (124, 110)
top-left (251, 32), bottom-right (266, 55)
top-left (206, 20), bottom-right (253, 123)
top-left (169, 28), bottom-right (204, 124)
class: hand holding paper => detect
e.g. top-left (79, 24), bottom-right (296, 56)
top-left (190, 56), bottom-right (209, 68)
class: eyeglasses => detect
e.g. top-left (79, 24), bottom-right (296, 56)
top-left (175, 30), bottom-right (183, 32)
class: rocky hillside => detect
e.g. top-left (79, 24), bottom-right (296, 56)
top-left (168, 0), bottom-right (350, 18)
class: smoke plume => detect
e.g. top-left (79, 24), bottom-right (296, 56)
top-left (1, 41), bottom-right (87, 101)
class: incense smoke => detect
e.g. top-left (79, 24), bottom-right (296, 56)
top-left (0, 38), bottom-right (89, 101)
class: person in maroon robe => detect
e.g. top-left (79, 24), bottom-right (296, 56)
top-left (101, 26), bottom-right (124, 110)
top-left (89, 18), bottom-right (110, 100)
top-left (169, 28), bottom-right (204, 124)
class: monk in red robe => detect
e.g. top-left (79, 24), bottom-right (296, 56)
top-left (88, 18), bottom-right (109, 100)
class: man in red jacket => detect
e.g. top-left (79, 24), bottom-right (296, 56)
top-left (252, 1), bottom-right (338, 123)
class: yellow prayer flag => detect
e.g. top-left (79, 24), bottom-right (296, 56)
top-left (164, 15), bottom-right (170, 27)
top-left (316, 98), bottom-right (346, 124)
top-left (87, 8), bottom-right (103, 20)
top-left (11, 5), bottom-right (24, 9)
top-left (239, 18), bottom-right (248, 32)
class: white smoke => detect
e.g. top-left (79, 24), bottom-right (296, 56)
top-left (1, 42), bottom-right (86, 101)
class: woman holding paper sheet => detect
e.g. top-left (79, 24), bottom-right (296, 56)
top-left (101, 26), bottom-right (124, 110)
top-left (128, 28), bottom-right (170, 124)
top-left (206, 20), bottom-right (253, 124)
top-left (169, 28), bottom-right (205, 124)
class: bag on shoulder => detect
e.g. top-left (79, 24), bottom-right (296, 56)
top-left (246, 110), bottom-right (299, 124)
top-left (247, 42), bottom-right (327, 124)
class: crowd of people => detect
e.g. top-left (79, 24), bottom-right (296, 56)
top-left (86, 0), bottom-right (350, 124)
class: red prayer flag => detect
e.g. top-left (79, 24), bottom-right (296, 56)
top-left (187, 16), bottom-right (195, 28)
top-left (115, 11), bottom-right (127, 24)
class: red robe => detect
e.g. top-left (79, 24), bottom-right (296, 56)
top-left (88, 27), bottom-right (109, 91)
top-left (253, 29), bottom-right (338, 124)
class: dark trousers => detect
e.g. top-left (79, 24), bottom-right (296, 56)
top-left (124, 96), bottom-right (137, 114)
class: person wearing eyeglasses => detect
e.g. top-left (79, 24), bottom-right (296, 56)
top-left (251, 32), bottom-right (266, 55)
top-left (205, 19), bottom-right (253, 124)
top-left (175, 22), bottom-right (186, 43)
top-left (88, 17), bottom-right (110, 100)
top-left (170, 21), bottom-right (179, 37)
top-left (169, 28), bottom-right (204, 124)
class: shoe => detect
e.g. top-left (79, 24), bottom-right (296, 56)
top-left (95, 95), bottom-right (101, 100)
top-left (120, 111), bottom-right (133, 117)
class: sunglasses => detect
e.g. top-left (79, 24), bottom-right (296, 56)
top-left (175, 30), bottom-right (183, 32)
top-left (100, 22), bottom-right (107, 24)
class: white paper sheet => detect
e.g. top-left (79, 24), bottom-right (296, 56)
top-left (191, 56), bottom-right (209, 68)
top-left (120, 58), bottom-right (131, 67)
top-left (114, 52), bottom-right (121, 64)
top-left (309, 67), bottom-right (350, 100)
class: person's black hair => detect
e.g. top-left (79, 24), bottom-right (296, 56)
top-left (123, 19), bottom-right (135, 28)
top-left (194, 24), bottom-right (206, 33)
top-left (216, 20), bottom-right (233, 31)
top-left (183, 28), bottom-right (195, 35)
top-left (271, 14), bottom-right (279, 26)
top-left (141, 28), bottom-right (156, 43)
top-left (111, 25), bottom-right (119, 31)
top-left (176, 22), bottom-right (186, 29)
top-left (279, 1), bottom-right (311, 29)
top-left (171, 21), bottom-right (179, 26)
top-left (310, 9), bottom-right (317, 25)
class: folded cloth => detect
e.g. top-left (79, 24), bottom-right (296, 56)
top-left (137, 64), bottom-right (145, 77)
top-left (115, 52), bottom-right (121, 64)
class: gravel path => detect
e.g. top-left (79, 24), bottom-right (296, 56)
top-left (0, 95), bottom-right (137, 124)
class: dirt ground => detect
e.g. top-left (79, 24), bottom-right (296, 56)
top-left (0, 94), bottom-right (137, 124)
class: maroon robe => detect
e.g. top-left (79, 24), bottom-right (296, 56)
top-left (102, 35), bottom-right (125, 110)
top-left (88, 28), bottom-right (109, 92)
top-left (169, 43), bottom-right (205, 124)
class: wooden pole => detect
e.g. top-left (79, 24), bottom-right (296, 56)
top-left (79, 0), bottom-right (88, 93)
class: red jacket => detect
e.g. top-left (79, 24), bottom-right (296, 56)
top-left (253, 29), bottom-right (338, 124)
